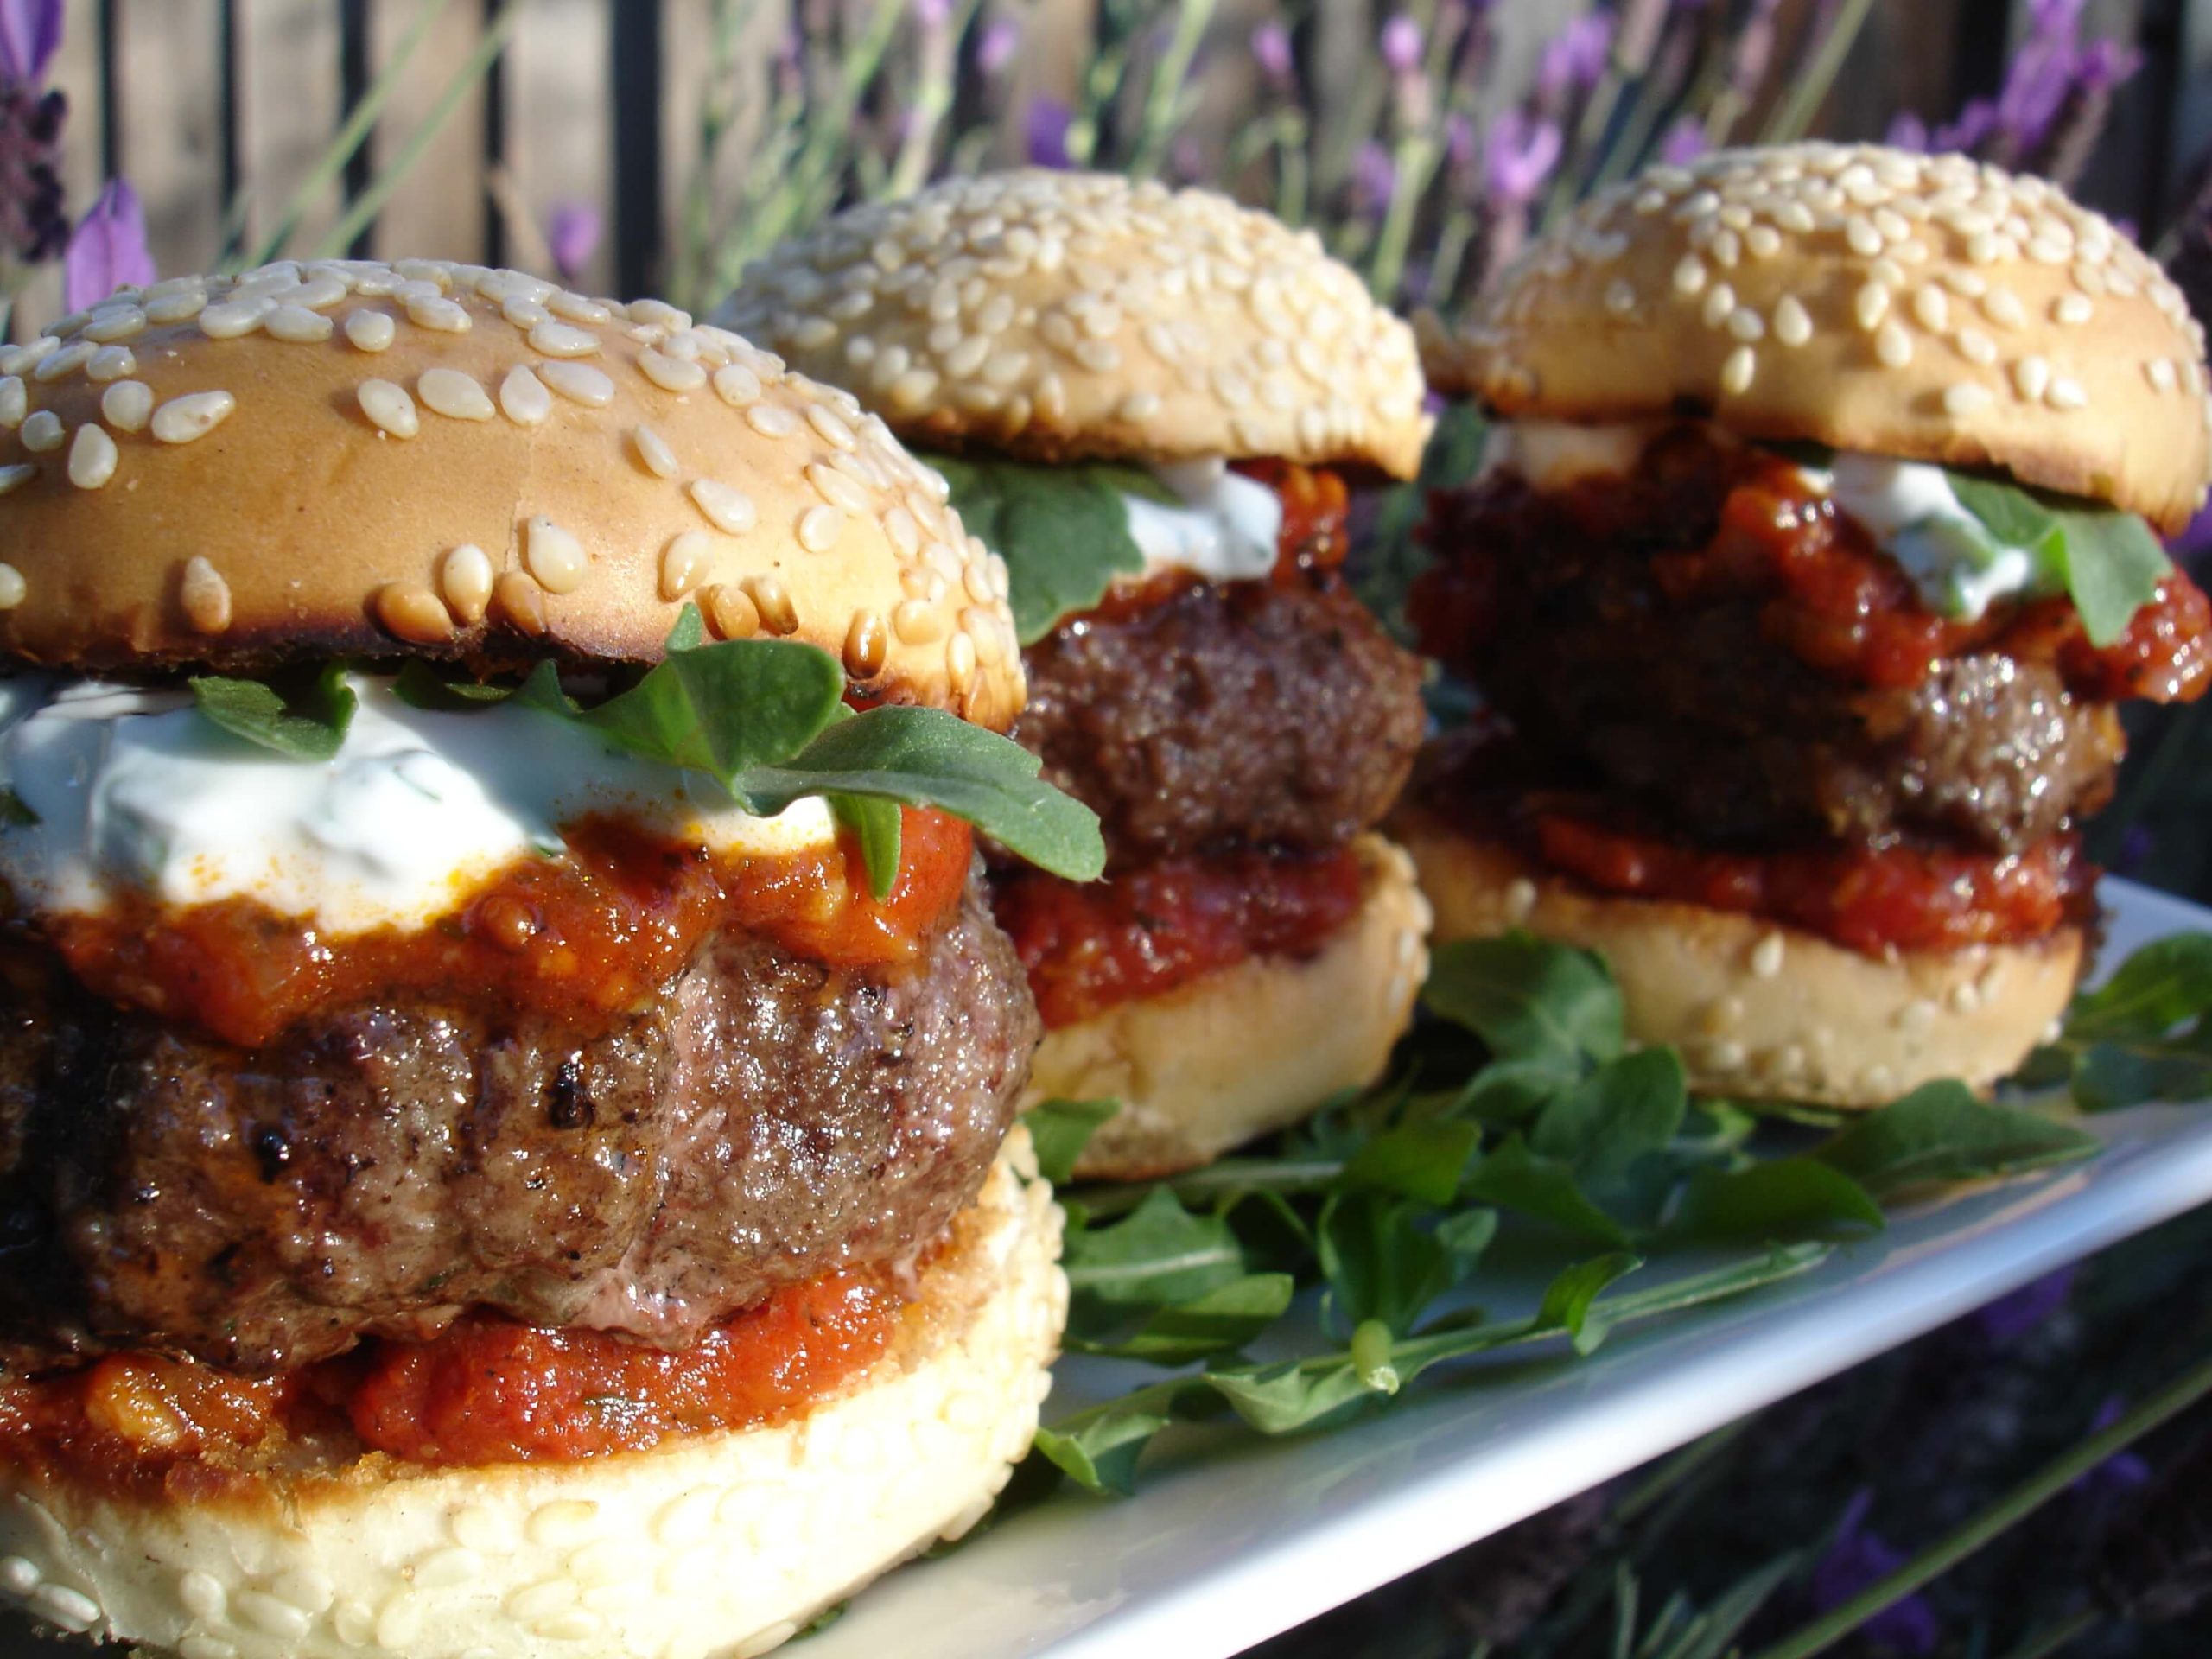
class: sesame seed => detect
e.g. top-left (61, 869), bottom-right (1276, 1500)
top-left (180, 556), bottom-right (232, 632)
top-left (638, 346), bottom-right (707, 393)
top-left (1981, 289), bottom-right (2026, 329)
top-left (1845, 215), bottom-right (1884, 256)
top-left (377, 582), bottom-right (457, 643)
top-left (539, 360), bottom-right (614, 405)
top-left (20, 410), bottom-right (62, 452)
top-left (1770, 295), bottom-right (1812, 346)
top-left (0, 378), bottom-right (21, 427)
top-left (200, 296), bottom-right (273, 339)
top-left (946, 629), bottom-right (976, 691)
top-left (441, 543), bottom-right (494, 622)
top-left (1854, 282), bottom-right (1891, 330)
top-left (2046, 376), bottom-right (2088, 410)
top-left (0, 337), bottom-right (57, 377)
top-left (356, 379), bottom-right (419, 438)
top-left (290, 274), bottom-right (348, 310)
top-left (0, 561), bottom-right (22, 607)
top-left (892, 596), bottom-right (944, 644)
top-left (529, 321), bottom-right (601, 358)
top-left (631, 423), bottom-right (678, 478)
top-left (2012, 354), bottom-right (2051, 401)
top-left (493, 571), bottom-right (547, 635)
top-left (1875, 320), bottom-right (1913, 367)
top-left (745, 403), bottom-right (800, 438)
top-left (806, 404), bottom-right (859, 451)
top-left (1720, 344), bottom-right (1757, 395)
top-left (843, 609), bottom-right (887, 677)
top-left (2053, 293), bottom-right (2093, 325)
top-left (689, 479), bottom-right (758, 535)
top-left (504, 298), bottom-right (550, 329)
top-left (659, 529), bottom-right (714, 600)
top-left (549, 292), bottom-right (612, 324)
top-left (1671, 254), bottom-right (1707, 296)
top-left (1912, 284), bottom-right (1949, 331)
top-left (33, 341), bottom-right (93, 383)
top-left (344, 308), bottom-right (397, 352)
top-left (86, 346), bottom-right (134, 382)
top-left (265, 303), bottom-right (334, 343)
top-left (745, 574), bottom-right (798, 635)
top-left (1727, 306), bottom-right (1765, 342)
top-left (497, 364), bottom-right (552, 425)
top-left (1604, 279), bottom-right (1637, 316)
top-left (66, 423), bottom-right (117, 489)
top-left (1955, 327), bottom-right (1997, 366)
top-left (524, 516), bottom-right (588, 593)
top-left (1942, 382), bottom-right (1993, 417)
top-left (83, 306), bottom-right (145, 343)
top-left (797, 504), bottom-right (844, 553)
top-left (702, 582), bottom-right (760, 639)
top-left (419, 366), bottom-right (495, 421)
top-left (406, 296), bottom-right (472, 333)
top-left (99, 380), bottom-right (152, 433)
top-left (711, 363), bottom-right (763, 407)
top-left (0, 467), bottom-right (31, 501)
top-left (806, 460), bottom-right (870, 514)
top-left (2149, 359), bottom-right (2178, 393)
top-left (1751, 933), bottom-right (1785, 979)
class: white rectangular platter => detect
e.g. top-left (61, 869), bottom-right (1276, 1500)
top-left (806, 877), bottom-right (2212, 1659)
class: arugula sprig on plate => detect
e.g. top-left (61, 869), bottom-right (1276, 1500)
top-left (184, 607), bottom-right (1105, 896)
top-left (1025, 931), bottom-right (2141, 1498)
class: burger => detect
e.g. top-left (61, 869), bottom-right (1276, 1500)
top-left (0, 256), bottom-right (1102, 1656)
top-left (722, 170), bottom-right (1436, 1179)
top-left (1403, 143), bottom-right (2211, 1106)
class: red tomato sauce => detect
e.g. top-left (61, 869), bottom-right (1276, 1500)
top-left (40, 807), bottom-right (973, 1049)
top-left (0, 1265), bottom-right (912, 1490)
top-left (1420, 430), bottom-right (2211, 702)
top-left (995, 845), bottom-right (1367, 1028)
top-left (1533, 811), bottom-right (2094, 957)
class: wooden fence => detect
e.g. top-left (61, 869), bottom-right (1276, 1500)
top-left (12, 0), bottom-right (2207, 334)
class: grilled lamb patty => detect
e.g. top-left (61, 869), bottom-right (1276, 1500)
top-left (1014, 576), bottom-right (1427, 863)
top-left (0, 876), bottom-right (1035, 1376)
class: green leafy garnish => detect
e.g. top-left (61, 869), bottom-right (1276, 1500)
top-left (1027, 1098), bottom-right (1121, 1185)
top-left (1943, 472), bottom-right (2170, 645)
top-left (2021, 934), bottom-right (2212, 1110)
top-left (928, 454), bottom-right (1168, 643)
top-left (189, 664), bottom-right (358, 761)
top-left (1813, 1081), bottom-right (2100, 1199)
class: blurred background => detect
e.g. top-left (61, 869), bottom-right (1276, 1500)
top-left (4, 2), bottom-right (2211, 1653)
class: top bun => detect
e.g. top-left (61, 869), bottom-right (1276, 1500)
top-left (721, 170), bottom-right (1432, 479)
top-left (1424, 143), bottom-right (2212, 532)
top-left (0, 258), bottom-right (1025, 730)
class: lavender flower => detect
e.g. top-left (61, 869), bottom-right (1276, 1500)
top-left (1885, 111), bottom-right (1930, 152)
top-left (1537, 12), bottom-right (1611, 101)
top-left (909, 0), bottom-right (950, 31)
top-left (1446, 111), bottom-right (1477, 175)
top-left (1025, 97), bottom-right (1073, 169)
top-left (1656, 114), bottom-right (1707, 167)
top-left (546, 201), bottom-right (601, 283)
top-left (1974, 1265), bottom-right (2075, 1346)
top-left (63, 178), bottom-right (152, 309)
top-left (2073, 1396), bottom-right (2154, 1497)
top-left (1380, 15), bottom-right (1422, 77)
top-left (977, 16), bottom-right (1020, 77)
top-left (0, 77), bottom-right (67, 267)
top-left (1351, 139), bottom-right (1396, 216)
top-left (1250, 21), bottom-right (1293, 89)
top-left (1808, 1491), bottom-right (1941, 1655)
top-left (1484, 110), bottom-right (1561, 205)
top-left (0, 0), bottom-right (60, 89)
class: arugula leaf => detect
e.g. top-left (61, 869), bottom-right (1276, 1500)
top-left (0, 786), bottom-right (36, 827)
top-left (1814, 1081), bottom-right (2100, 1200)
top-left (189, 664), bottom-right (358, 761)
top-left (1530, 1048), bottom-right (1688, 1191)
top-left (1069, 1274), bottom-right (1296, 1365)
top-left (1462, 1135), bottom-right (1632, 1248)
top-left (1205, 1356), bottom-right (1387, 1436)
top-left (1319, 1193), bottom-right (1472, 1336)
top-left (928, 454), bottom-right (1153, 643)
top-left (1033, 1408), bottom-right (1176, 1497)
top-left (828, 792), bottom-right (902, 900)
top-left (740, 702), bottom-right (1106, 883)
top-left (1535, 1252), bottom-right (1643, 1356)
top-left (1670, 1158), bottom-right (1884, 1244)
top-left (2029, 933), bottom-right (2212, 1111)
top-left (1027, 1098), bottom-right (1121, 1185)
top-left (391, 660), bottom-right (516, 709)
top-left (1423, 933), bottom-right (1625, 1077)
top-left (1342, 1119), bottom-right (1482, 1205)
top-left (1062, 1189), bottom-right (1247, 1313)
top-left (1946, 472), bottom-right (2170, 646)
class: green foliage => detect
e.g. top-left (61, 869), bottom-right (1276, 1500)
top-left (189, 664), bottom-right (359, 762)
top-left (1945, 472), bottom-right (2171, 645)
top-left (2025, 933), bottom-right (2212, 1110)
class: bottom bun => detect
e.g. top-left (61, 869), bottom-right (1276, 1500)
top-left (1394, 808), bottom-right (2084, 1109)
top-left (1025, 834), bottom-right (1433, 1179)
top-left (0, 1127), bottom-right (1066, 1659)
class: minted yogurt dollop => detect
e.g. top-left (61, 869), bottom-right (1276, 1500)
top-left (0, 673), bottom-right (836, 934)
top-left (1119, 459), bottom-right (1286, 582)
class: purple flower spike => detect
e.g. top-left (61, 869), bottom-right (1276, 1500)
top-left (1351, 139), bottom-right (1397, 215)
top-left (2076, 38), bottom-right (2142, 91)
top-left (977, 17), bottom-right (1020, 76)
top-left (1974, 1265), bottom-right (2075, 1345)
top-left (910, 0), bottom-right (951, 33)
top-left (2074, 1396), bottom-right (2155, 1497)
top-left (1538, 12), bottom-right (1612, 99)
top-left (1446, 111), bottom-right (1477, 173)
top-left (1932, 98), bottom-right (1999, 154)
top-left (0, 0), bottom-right (61, 90)
top-left (545, 200), bottom-right (601, 283)
top-left (1251, 22), bottom-right (1293, 87)
top-left (1025, 97), bottom-right (1073, 169)
top-left (1484, 111), bottom-right (1562, 207)
top-left (1810, 1491), bottom-right (1942, 1656)
top-left (1656, 114), bottom-right (1707, 167)
top-left (1380, 15), bottom-right (1422, 76)
top-left (64, 179), bottom-right (154, 312)
top-left (1885, 112), bottom-right (1930, 152)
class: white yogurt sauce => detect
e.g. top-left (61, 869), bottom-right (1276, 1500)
top-left (1119, 459), bottom-right (1286, 582)
top-left (0, 673), bottom-right (836, 933)
top-left (1485, 420), bottom-right (2045, 620)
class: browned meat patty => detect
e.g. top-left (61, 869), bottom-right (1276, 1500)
top-left (0, 878), bottom-right (1035, 1375)
top-left (1015, 578), bottom-right (1426, 863)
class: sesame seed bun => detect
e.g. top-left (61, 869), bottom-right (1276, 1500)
top-left (0, 1128), bottom-right (1064, 1659)
top-left (1423, 143), bottom-right (2212, 533)
top-left (0, 259), bottom-right (1024, 730)
top-left (720, 171), bottom-right (1433, 480)
top-left (1024, 836), bottom-right (1431, 1179)
top-left (1392, 806), bottom-right (2083, 1109)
